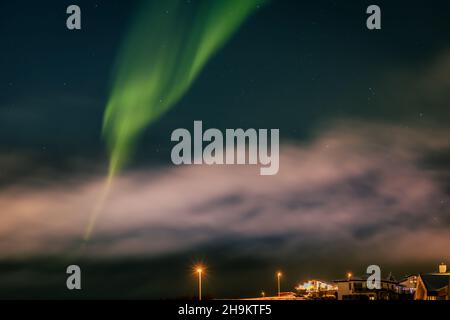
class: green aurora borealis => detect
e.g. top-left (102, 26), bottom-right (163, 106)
top-left (0, 0), bottom-right (449, 299)
top-left (103, 0), bottom-right (266, 178)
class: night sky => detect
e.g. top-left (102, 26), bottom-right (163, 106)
top-left (0, 0), bottom-right (449, 299)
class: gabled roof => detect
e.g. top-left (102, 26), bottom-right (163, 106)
top-left (333, 275), bottom-right (398, 284)
top-left (399, 274), bottom-right (418, 282)
top-left (420, 273), bottom-right (450, 294)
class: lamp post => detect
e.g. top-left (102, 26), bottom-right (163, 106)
top-left (277, 272), bottom-right (282, 297)
top-left (196, 267), bottom-right (203, 301)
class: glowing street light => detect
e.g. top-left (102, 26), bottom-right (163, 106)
top-left (276, 271), bottom-right (282, 297)
top-left (347, 272), bottom-right (353, 280)
top-left (195, 266), bottom-right (204, 301)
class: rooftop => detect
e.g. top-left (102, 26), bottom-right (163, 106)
top-left (420, 273), bottom-right (450, 294)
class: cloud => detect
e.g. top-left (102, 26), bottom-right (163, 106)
top-left (0, 121), bottom-right (448, 265)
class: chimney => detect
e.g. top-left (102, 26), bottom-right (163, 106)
top-left (439, 262), bottom-right (447, 273)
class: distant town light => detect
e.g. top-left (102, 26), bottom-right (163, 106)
top-left (296, 280), bottom-right (337, 292)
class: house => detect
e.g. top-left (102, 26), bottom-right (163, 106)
top-left (333, 273), bottom-right (401, 300)
top-left (414, 263), bottom-right (450, 300)
top-left (295, 279), bottom-right (337, 299)
top-left (399, 275), bottom-right (418, 295)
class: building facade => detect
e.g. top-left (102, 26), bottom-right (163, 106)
top-left (414, 263), bottom-right (450, 300)
top-left (399, 275), bottom-right (418, 296)
top-left (295, 280), bottom-right (337, 299)
top-left (333, 275), bottom-right (402, 300)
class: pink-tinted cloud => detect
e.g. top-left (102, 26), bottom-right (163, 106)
top-left (0, 121), bottom-right (449, 264)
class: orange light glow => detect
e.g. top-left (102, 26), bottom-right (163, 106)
top-left (193, 264), bottom-right (205, 275)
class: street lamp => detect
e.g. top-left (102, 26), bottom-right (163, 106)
top-left (347, 272), bottom-right (352, 280)
top-left (277, 272), bottom-right (282, 297)
top-left (196, 266), bottom-right (204, 301)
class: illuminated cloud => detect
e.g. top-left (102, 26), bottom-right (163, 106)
top-left (0, 121), bottom-right (448, 264)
